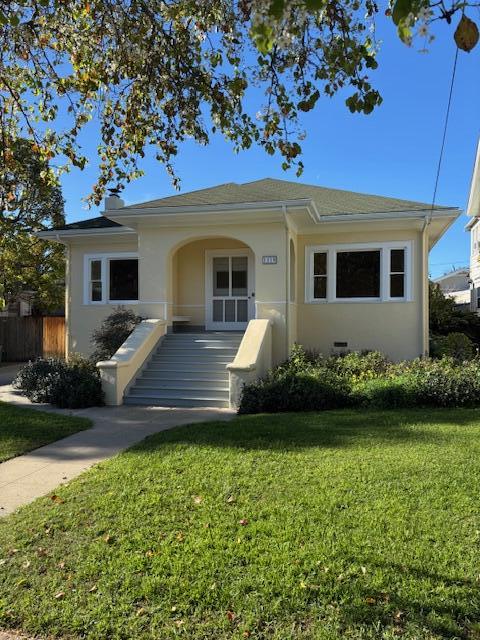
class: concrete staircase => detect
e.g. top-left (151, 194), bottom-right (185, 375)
top-left (124, 332), bottom-right (243, 408)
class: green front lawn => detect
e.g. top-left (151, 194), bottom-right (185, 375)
top-left (0, 402), bottom-right (92, 462)
top-left (1, 409), bottom-right (480, 639)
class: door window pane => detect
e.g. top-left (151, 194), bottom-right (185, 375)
top-left (232, 257), bottom-right (248, 296)
top-left (225, 299), bottom-right (235, 322)
top-left (237, 299), bottom-right (248, 322)
top-left (213, 299), bottom-right (223, 322)
top-left (213, 257), bottom-right (229, 296)
top-left (336, 251), bottom-right (380, 298)
top-left (109, 259), bottom-right (138, 300)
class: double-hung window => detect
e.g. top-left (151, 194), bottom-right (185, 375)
top-left (306, 242), bottom-right (412, 303)
top-left (84, 254), bottom-right (139, 304)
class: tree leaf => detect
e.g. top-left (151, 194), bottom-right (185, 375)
top-left (392, 0), bottom-right (413, 26)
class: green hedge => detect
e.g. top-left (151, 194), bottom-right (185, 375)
top-left (14, 356), bottom-right (103, 409)
top-left (239, 345), bottom-right (480, 414)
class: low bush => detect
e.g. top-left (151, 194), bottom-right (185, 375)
top-left (239, 370), bottom-right (351, 414)
top-left (13, 358), bottom-right (64, 404)
top-left (91, 307), bottom-right (143, 362)
top-left (430, 331), bottom-right (476, 361)
top-left (238, 345), bottom-right (480, 414)
top-left (404, 357), bottom-right (480, 408)
top-left (14, 355), bottom-right (103, 409)
top-left (328, 350), bottom-right (390, 381)
top-left (352, 376), bottom-right (416, 409)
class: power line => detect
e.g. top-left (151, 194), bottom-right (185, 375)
top-left (430, 260), bottom-right (469, 266)
top-left (430, 45), bottom-right (460, 212)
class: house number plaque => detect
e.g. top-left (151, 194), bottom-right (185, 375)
top-left (262, 255), bottom-right (278, 265)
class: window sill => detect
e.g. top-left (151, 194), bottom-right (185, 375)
top-left (305, 298), bottom-right (411, 304)
top-left (83, 300), bottom-right (140, 306)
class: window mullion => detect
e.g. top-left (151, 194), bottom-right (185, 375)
top-left (328, 249), bottom-right (335, 302)
top-left (308, 251), bottom-right (315, 301)
top-left (382, 248), bottom-right (388, 301)
top-left (103, 258), bottom-right (108, 304)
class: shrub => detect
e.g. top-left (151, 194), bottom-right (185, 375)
top-left (13, 358), bottom-right (68, 403)
top-left (406, 357), bottom-right (480, 408)
top-left (91, 307), bottom-right (142, 362)
top-left (430, 332), bottom-right (476, 362)
top-left (238, 345), bottom-right (480, 414)
top-left (328, 350), bottom-right (390, 381)
top-left (352, 376), bottom-right (416, 409)
top-left (239, 370), bottom-right (352, 414)
top-left (14, 355), bottom-right (103, 408)
top-left (429, 282), bottom-right (480, 347)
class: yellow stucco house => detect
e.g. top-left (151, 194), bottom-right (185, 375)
top-left (39, 178), bottom-right (460, 408)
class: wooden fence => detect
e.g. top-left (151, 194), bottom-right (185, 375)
top-left (0, 316), bottom-right (65, 362)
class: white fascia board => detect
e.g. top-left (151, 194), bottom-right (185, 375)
top-left (316, 208), bottom-right (460, 224)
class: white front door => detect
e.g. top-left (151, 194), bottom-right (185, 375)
top-left (205, 249), bottom-right (255, 330)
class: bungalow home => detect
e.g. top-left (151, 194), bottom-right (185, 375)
top-left (39, 178), bottom-right (460, 408)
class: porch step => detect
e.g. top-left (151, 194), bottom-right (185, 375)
top-left (141, 370), bottom-right (228, 381)
top-left (134, 380), bottom-right (229, 392)
top-left (124, 332), bottom-right (242, 409)
top-left (145, 362), bottom-right (230, 372)
top-left (124, 395), bottom-right (229, 408)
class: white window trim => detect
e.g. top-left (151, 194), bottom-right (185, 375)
top-left (83, 253), bottom-right (139, 305)
top-left (305, 241), bottom-right (413, 304)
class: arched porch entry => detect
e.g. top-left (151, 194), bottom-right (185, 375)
top-left (170, 236), bottom-right (255, 332)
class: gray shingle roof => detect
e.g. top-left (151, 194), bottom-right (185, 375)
top-left (52, 216), bottom-right (122, 231)
top-left (125, 178), bottom-right (454, 215)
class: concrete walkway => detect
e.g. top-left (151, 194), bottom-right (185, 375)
top-left (0, 363), bottom-right (22, 387)
top-left (0, 384), bottom-right (234, 517)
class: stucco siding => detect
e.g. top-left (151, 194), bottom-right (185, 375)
top-left (66, 222), bottom-right (427, 364)
top-left (68, 240), bottom-right (140, 357)
top-left (295, 228), bottom-right (424, 361)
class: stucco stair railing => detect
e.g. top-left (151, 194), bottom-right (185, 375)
top-left (227, 319), bottom-right (273, 409)
top-left (97, 319), bottom-right (167, 406)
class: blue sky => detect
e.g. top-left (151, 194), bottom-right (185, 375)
top-left (59, 14), bottom-right (479, 279)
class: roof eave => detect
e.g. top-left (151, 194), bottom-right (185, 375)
top-left (36, 226), bottom-right (136, 242)
top-left (316, 208), bottom-right (460, 223)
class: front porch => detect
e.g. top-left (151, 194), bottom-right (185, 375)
top-left (97, 228), bottom-right (294, 408)
top-left (170, 237), bottom-right (256, 333)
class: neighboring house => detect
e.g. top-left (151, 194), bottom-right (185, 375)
top-left (467, 140), bottom-right (480, 313)
top-left (433, 268), bottom-right (471, 309)
top-left (0, 291), bottom-right (36, 317)
top-left (38, 178), bottom-right (459, 407)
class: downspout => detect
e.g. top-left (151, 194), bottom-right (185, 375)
top-left (282, 204), bottom-right (290, 359)
top-left (421, 213), bottom-right (432, 357)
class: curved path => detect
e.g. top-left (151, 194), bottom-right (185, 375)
top-left (0, 383), bottom-right (233, 517)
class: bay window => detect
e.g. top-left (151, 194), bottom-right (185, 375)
top-left (306, 242), bottom-right (411, 303)
top-left (84, 254), bottom-right (139, 304)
